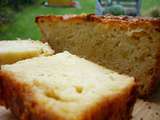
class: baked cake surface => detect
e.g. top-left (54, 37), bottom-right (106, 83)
top-left (36, 14), bottom-right (160, 97)
top-left (0, 39), bottom-right (54, 66)
top-left (0, 39), bottom-right (54, 105)
top-left (0, 51), bottom-right (136, 120)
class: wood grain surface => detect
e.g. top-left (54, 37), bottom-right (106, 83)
top-left (0, 88), bottom-right (160, 120)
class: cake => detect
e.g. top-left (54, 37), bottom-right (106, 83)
top-left (36, 14), bottom-right (160, 97)
top-left (0, 39), bottom-right (54, 105)
top-left (0, 39), bottom-right (54, 66)
top-left (0, 51), bottom-right (136, 120)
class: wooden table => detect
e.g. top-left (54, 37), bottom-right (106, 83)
top-left (1, 89), bottom-right (160, 120)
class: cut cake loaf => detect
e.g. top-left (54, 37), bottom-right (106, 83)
top-left (36, 14), bottom-right (160, 97)
top-left (0, 51), bottom-right (136, 120)
top-left (0, 39), bottom-right (54, 66)
top-left (0, 39), bottom-right (54, 105)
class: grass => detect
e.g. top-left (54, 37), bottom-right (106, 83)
top-left (141, 0), bottom-right (160, 14)
top-left (0, 0), bottom-right (95, 40)
top-left (0, 0), bottom-right (160, 40)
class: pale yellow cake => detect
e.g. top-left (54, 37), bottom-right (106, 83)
top-left (0, 39), bottom-right (54, 66)
top-left (0, 51), bottom-right (136, 120)
top-left (0, 39), bottom-right (54, 105)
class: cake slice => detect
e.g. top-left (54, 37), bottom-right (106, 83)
top-left (0, 51), bottom-right (136, 120)
top-left (0, 39), bottom-right (54, 66)
top-left (0, 39), bottom-right (54, 105)
top-left (36, 14), bottom-right (160, 97)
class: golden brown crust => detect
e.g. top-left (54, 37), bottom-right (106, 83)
top-left (0, 71), bottom-right (63, 120)
top-left (81, 84), bottom-right (137, 120)
top-left (0, 79), bottom-right (5, 106)
top-left (36, 14), bottom-right (160, 30)
top-left (139, 39), bottom-right (160, 97)
top-left (0, 71), bottom-right (137, 120)
top-left (147, 49), bottom-right (160, 97)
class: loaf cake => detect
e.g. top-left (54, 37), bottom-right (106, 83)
top-left (0, 39), bottom-right (54, 105)
top-left (36, 14), bottom-right (160, 97)
top-left (0, 39), bottom-right (54, 66)
top-left (0, 51), bottom-right (136, 120)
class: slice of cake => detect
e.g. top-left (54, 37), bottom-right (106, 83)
top-left (36, 14), bottom-right (160, 97)
top-left (0, 39), bottom-right (54, 105)
top-left (0, 51), bottom-right (136, 120)
top-left (0, 39), bottom-right (54, 66)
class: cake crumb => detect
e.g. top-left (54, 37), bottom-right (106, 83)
top-left (148, 106), bottom-right (151, 109)
top-left (155, 112), bottom-right (159, 116)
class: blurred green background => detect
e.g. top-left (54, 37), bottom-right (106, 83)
top-left (0, 0), bottom-right (160, 40)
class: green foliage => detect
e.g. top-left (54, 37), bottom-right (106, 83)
top-left (148, 7), bottom-right (160, 18)
top-left (0, 0), bottom-right (36, 27)
top-left (0, 7), bottom-right (14, 24)
top-left (0, 0), bottom-right (35, 10)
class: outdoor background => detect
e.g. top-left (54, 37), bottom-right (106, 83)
top-left (0, 0), bottom-right (160, 40)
